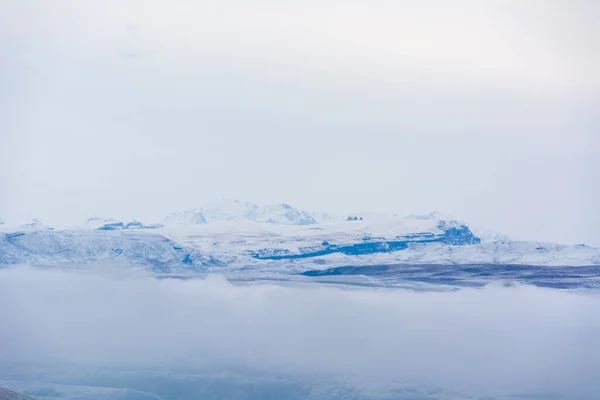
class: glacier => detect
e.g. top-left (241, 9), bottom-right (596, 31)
top-left (1, 200), bottom-right (599, 283)
top-left (0, 230), bottom-right (204, 273)
top-left (96, 221), bottom-right (164, 230)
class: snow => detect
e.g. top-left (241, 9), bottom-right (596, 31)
top-left (1, 200), bottom-right (598, 273)
top-left (0, 229), bottom-right (202, 273)
top-left (164, 199), bottom-right (316, 225)
top-left (309, 211), bottom-right (344, 223)
top-left (1, 207), bottom-right (599, 273)
top-left (17, 219), bottom-right (48, 230)
top-left (164, 208), bottom-right (208, 225)
top-left (96, 221), bottom-right (164, 230)
top-left (406, 210), bottom-right (454, 221)
top-left (153, 220), bottom-right (600, 271)
top-left (66, 218), bottom-right (164, 231)
top-left (79, 217), bottom-right (118, 229)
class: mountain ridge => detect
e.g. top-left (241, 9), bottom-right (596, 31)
top-left (164, 199), bottom-right (318, 226)
top-left (1, 199), bottom-right (598, 272)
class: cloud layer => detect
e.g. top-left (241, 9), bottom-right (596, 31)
top-left (1, 266), bottom-right (600, 398)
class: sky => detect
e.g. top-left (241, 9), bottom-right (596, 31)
top-left (1, 0), bottom-right (599, 245)
top-left (1, 266), bottom-right (600, 398)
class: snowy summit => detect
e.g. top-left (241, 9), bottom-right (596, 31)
top-left (164, 199), bottom-right (317, 226)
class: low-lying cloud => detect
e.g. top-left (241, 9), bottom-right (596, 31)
top-left (1, 266), bottom-right (600, 398)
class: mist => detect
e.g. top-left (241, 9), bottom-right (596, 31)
top-left (1, 266), bottom-right (600, 398)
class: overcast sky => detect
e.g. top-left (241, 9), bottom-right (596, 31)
top-left (1, 0), bottom-right (598, 245)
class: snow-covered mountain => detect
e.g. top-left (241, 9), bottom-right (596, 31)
top-left (97, 221), bottom-right (164, 230)
top-left (165, 199), bottom-right (316, 226)
top-left (309, 211), bottom-right (344, 223)
top-left (80, 217), bottom-right (118, 229)
top-left (406, 210), bottom-right (453, 221)
top-left (74, 218), bottom-right (164, 231)
top-left (17, 219), bottom-right (49, 230)
top-left (1, 203), bottom-right (599, 274)
top-left (0, 229), bottom-right (203, 273)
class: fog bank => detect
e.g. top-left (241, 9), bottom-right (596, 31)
top-left (1, 266), bottom-right (599, 398)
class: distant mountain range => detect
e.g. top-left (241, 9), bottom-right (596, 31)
top-left (164, 199), bottom-right (319, 226)
top-left (0, 199), bottom-right (465, 230)
top-left (1, 199), bottom-right (599, 272)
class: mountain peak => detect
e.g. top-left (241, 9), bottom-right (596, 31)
top-left (164, 200), bottom-right (316, 226)
top-left (18, 219), bottom-right (47, 230)
top-left (405, 210), bottom-right (453, 221)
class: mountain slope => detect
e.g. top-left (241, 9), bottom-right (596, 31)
top-left (0, 230), bottom-right (206, 273)
top-left (1, 203), bottom-right (599, 272)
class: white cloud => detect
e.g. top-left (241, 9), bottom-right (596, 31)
top-left (1, 267), bottom-right (599, 398)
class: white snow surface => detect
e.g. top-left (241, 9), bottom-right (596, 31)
top-left (17, 219), bottom-right (48, 230)
top-left (154, 221), bottom-right (600, 270)
top-left (77, 217), bottom-right (118, 230)
top-left (164, 199), bottom-right (317, 226)
top-left (2, 200), bottom-right (599, 271)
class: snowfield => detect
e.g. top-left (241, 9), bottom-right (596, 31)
top-left (1, 200), bottom-right (599, 274)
